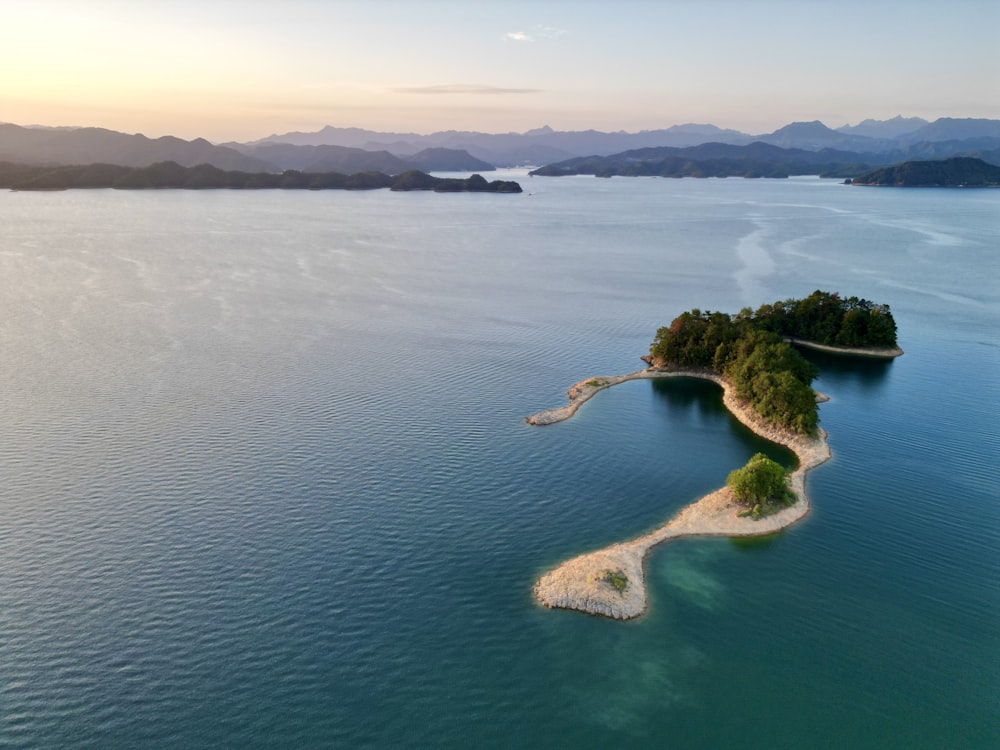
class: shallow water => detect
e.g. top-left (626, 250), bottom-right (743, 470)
top-left (0, 175), bottom-right (997, 748)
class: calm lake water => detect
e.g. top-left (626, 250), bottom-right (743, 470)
top-left (1, 174), bottom-right (997, 748)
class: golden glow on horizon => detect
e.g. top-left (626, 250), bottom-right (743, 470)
top-left (1, 0), bottom-right (996, 142)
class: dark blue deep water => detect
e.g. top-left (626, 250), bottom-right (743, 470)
top-left (1, 175), bottom-right (997, 748)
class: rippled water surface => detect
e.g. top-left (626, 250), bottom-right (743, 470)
top-left (1, 175), bottom-right (997, 748)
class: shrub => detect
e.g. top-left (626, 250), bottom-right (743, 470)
top-left (600, 569), bottom-right (628, 594)
top-left (726, 453), bottom-right (794, 510)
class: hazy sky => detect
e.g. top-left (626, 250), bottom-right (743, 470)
top-left (2, 0), bottom-right (997, 141)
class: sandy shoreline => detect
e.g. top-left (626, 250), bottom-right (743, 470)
top-left (785, 337), bottom-right (903, 358)
top-left (529, 368), bottom-right (831, 619)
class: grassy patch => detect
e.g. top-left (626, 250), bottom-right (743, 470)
top-left (600, 569), bottom-right (628, 594)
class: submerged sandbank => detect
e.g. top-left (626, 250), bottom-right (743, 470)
top-left (529, 368), bottom-right (831, 620)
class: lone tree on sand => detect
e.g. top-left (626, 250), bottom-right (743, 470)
top-left (727, 453), bottom-right (795, 519)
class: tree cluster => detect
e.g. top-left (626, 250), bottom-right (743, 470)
top-left (650, 307), bottom-right (820, 434)
top-left (751, 290), bottom-right (897, 347)
top-left (726, 453), bottom-right (794, 518)
top-left (648, 292), bottom-right (898, 433)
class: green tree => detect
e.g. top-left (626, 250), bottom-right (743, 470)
top-left (649, 291), bottom-right (897, 434)
top-left (726, 453), bottom-right (794, 510)
top-left (867, 305), bottom-right (897, 346)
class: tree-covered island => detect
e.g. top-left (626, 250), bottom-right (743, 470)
top-left (648, 290), bottom-right (899, 434)
top-left (0, 161), bottom-right (522, 193)
top-left (532, 290), bottom-right (898, 619)
top-left (849, 157), bottom-right (1000, 187)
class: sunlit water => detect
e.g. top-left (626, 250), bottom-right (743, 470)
top-left (1, 174), bottom-right (997, 748)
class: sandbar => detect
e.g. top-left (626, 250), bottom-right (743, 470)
top-left (784, 337), bottom-right (903, 358)
top-left (529, 367), bottom-right (831, 619)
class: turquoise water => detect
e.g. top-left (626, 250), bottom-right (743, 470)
top-left (0, 175), bottom-right (997, 748)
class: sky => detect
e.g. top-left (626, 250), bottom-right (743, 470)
top-left (1, 0), bottom-right (997, 142)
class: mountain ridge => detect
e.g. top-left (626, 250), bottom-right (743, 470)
top-left (247, 117), bottom-right (1000, 167)
top-left (4, 117), bottom-right (1000, 172)
top-left (528, 137), bottom-right (1000, 179)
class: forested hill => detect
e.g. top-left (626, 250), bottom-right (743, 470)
top-left (530, 142), bottom-right (874, 178)
top-left (849, 157), bottom-right (1000, 186)
top-left (0, 161), bottom-right (522, 193)
top-left (648, 291), bottom-right (899, 434)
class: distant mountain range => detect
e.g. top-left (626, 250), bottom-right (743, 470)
top-left (2, 117), bottom-right (999, 177)
top-left (0, 123), bottom-right (495, 174)
top-left (836, 115), bottom-right (930, 139)
top-left (242, 117), bottom-right (1000, 168)
top-left (528, 134), bottom-right (1000, 180)
top-left (0, 123), bottom-right (272, 171)
top-left (225, 142), bottom-right (494, 174)
top-left (233, 122), bottom-right (756, 166)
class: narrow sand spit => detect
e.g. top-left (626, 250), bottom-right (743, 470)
top-left (784, 337), bottom-right (903, 358)
top-left (529, 368), bottom-right (831, 619)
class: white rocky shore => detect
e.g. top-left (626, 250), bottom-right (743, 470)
top-left (529, 367), bottom-right (831, 620)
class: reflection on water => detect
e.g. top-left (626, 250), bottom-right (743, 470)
top-left (793, 346), bottom-right (895, 394)
top-left (728, 532), bottom-right (784, 551)
top-left (649, 376), bottom-right (729, 417)
top-left (649, 377), bottom-right (798, 470)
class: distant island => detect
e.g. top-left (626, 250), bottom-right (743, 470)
top-left (0, 161), bottom-right (521, 193)
top-left (530, 291), bottom-right (900, 619)
top-left (848, 156), bottom-right (1000, 186)
top-left (528, 142), bottom-right (876, 179)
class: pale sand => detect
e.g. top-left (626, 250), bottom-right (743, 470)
top-left (784, 337), bottom-right (903, 358)
top-left (529, 368), bottom-right (831, 619)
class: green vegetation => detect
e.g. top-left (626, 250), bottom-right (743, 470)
top-left (751, 290), bottom-right (897, 348)
top-left (389, 170), bottom-right (521, 193)
top-left (600, 569), bottom-right (629, 594)
top-left (727, 453), bottom-right (795, 520)
top-left (648, 291), bottom-right (898, 434)
top-left (0, 161), bottom-right (522, 193)
top-left (850, 157), bottom-right (1000, 187)
top-left (650, 308), bottom-right (820, 434)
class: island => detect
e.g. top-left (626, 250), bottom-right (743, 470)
top-left (530, 291), bottom-right (900, 619)
top-left (848, 156), bottom-right (1000, 187)
top-left (528, 142), bottom-right (871, 179)
top-left (0, 161), bottom-right (522, 193)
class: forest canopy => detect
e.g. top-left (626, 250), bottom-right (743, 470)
top-left (749, 290), bottom-right (897, 347)
top-left (726, 453), bottom-right (795, 518)
top-left (648, 291), bottom-right (898, 434)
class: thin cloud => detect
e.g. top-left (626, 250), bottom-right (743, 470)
top-left (504, 26), bottom-right (567, 43)
top-left (393, 84), bottom-right (540, 95)
top-left (534, 26), bottom-right (567, 39)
